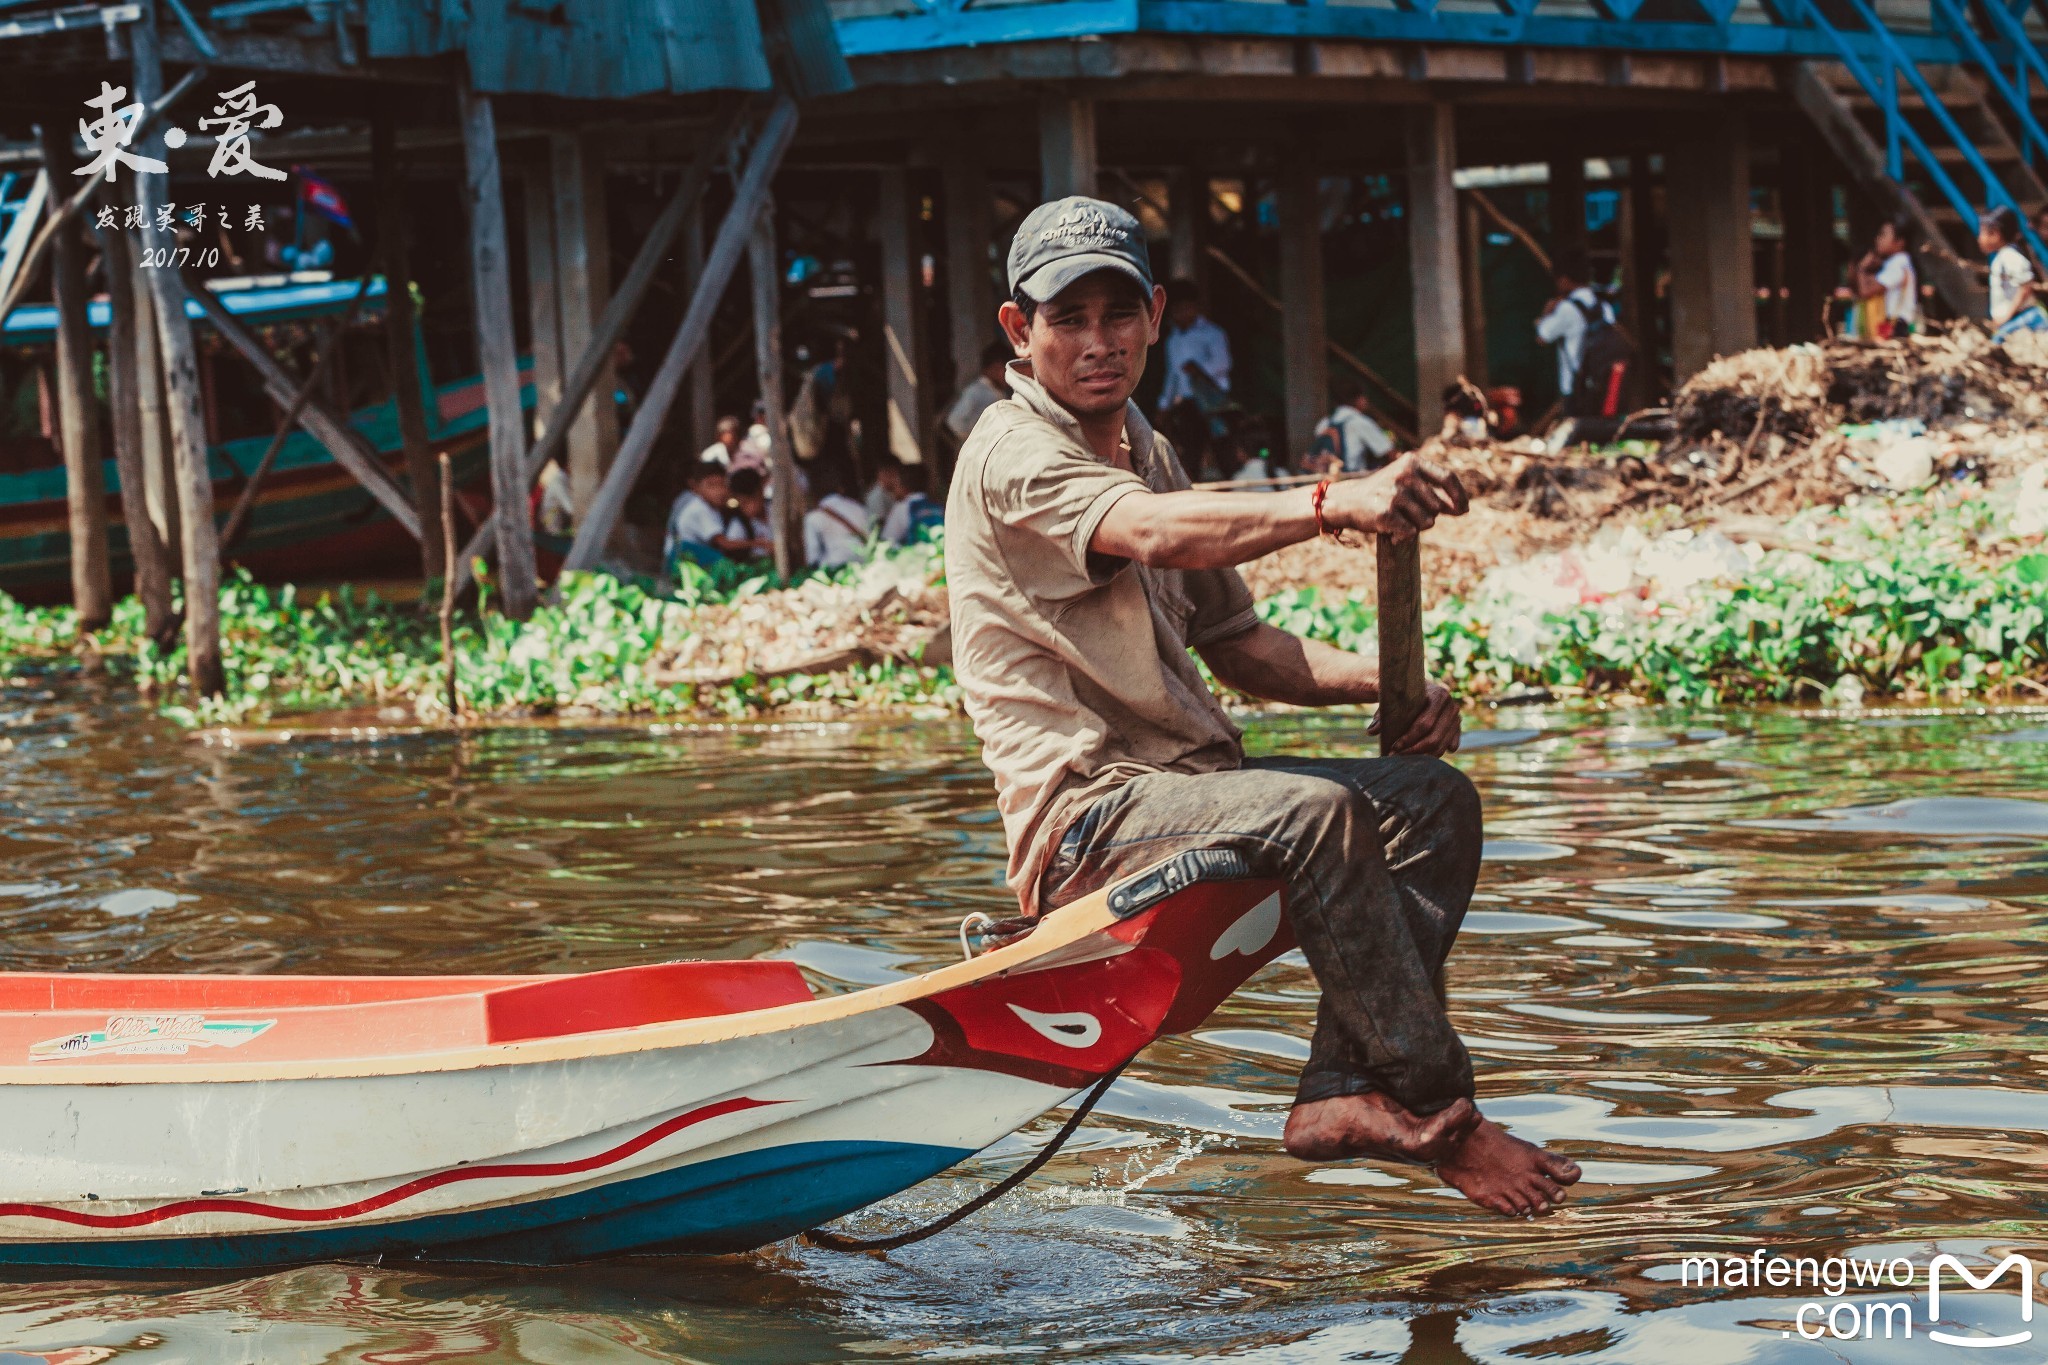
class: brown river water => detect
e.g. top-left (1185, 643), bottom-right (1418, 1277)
top-left (2, 676), bottom-right (2046, 1363)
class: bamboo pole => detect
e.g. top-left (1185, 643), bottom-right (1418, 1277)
top-left (373, 111), bottom-right (442, 582)
top-left (40, 123), bottom-right (113, 630)
top-left (1376, 536), bottom-right (1426, 755)
top-left (134, 8), bottom-right (222, 694)
top-left (750, 207), bottom-right (803, 576)
top-left (458, 74), bottom-right (538, 620)
top-left (97, 226), bottom-right (176, 641)
top-left (560, 96), bottom-right (797, 577)
top-left (439, 450), bottom-right (459, 723)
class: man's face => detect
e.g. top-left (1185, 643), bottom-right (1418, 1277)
top-left (1003, 273), bottom-right (1165, 419)
top-left (738, 493), bottom-right (766, 519)
top-left (1168, 298), bottom-right (1199, 331)
top-left (695, 474), bottom-right (729, 505)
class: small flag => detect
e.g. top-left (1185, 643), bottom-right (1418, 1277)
top-left (293, 167), bottom-right (353, 230)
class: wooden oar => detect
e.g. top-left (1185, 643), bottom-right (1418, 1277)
top-left (1376, 534), bottom-right (1426, 756)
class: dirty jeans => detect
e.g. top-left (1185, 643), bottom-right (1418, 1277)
top-left (1038, 755), bottom-right (1482, 1115)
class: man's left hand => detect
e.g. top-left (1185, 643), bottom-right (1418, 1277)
top-left (1367, 681), bottom-right (1463, 756)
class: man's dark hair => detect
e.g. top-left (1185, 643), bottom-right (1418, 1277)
top-left (688, 459), bottom-right (727, 486)
top-left (729, 467), bottom-right (764, 499)
top-left (1554, 249), bottom-right (1591, 288)
top-left (980, 339), bottom-right (1013, 370)
top-left (1167, 277), bottom-right (1202, 307)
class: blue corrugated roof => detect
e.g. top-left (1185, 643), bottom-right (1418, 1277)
top-left (366, 0), bottom-right (849, 101)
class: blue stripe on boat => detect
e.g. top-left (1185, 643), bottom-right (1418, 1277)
top-left (0, 1140), bottom-right (973, 1269)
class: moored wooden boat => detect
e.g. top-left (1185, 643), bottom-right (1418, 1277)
top-left (0, 854), bottom-right (1292, 1268)
top-left (0, 275), bottom-right (532, 601)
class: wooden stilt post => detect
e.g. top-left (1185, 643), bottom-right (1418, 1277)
top-left (878, 166), bottom-right (925, 466)
top-left (551, 131), bottom-right (619, 522)
top-left (1405, 103), bottom-right (1468, 438)
top-left (751, 208), bottom-right (803, 577)
top-left (1625, 154), bottom-right (1663, 390)
top-left (1277, 149), bottom-right (1329, 464)
top-left (1548, 153), bottom-right (1588, 267)
top-left (1666, 115), bottom-right (1755, 380)
top-left (98, 226), bottom-right (176, 639)
top-left (134, 6), bottom-right (221, 694)
top-left (684, 202), bottom-right (715, 450)
top-left (458, 71), bottom-right (538, 619)
top-left (1459, 195), bottom-right (1489, 390)
top-left (1169, 167), bottom-right (1206, 287)
top-left (560, 97), bottom-right (797, 577)
top-left (942, 146), bottom-right (994, 391)
top-left (451, 104), bottom-right (743, 583)
top-left (373, 112), bottom-right (442, 582)
top-left (132, 242), bottom-right (179, 562)
top-left (40, 123), bottom-right (113, 630)
top-left (522, 151), bottom-right (565, 444)
top-left (1037, 93), bottom-right (1097, 201)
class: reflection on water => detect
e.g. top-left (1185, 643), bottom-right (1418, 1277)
top-left (2, 679), bottom-right (2047, 1362)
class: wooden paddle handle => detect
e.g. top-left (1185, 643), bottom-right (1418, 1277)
top-left (1376, 534), bottom-right (1426, 756)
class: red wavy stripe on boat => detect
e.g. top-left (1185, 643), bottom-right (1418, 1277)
top-left (0, 1095), bottom-right (779, 1229)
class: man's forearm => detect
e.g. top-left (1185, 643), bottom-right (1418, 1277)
top-left (1094, 487), bottom-right (1318, 570)
top-left (1201, 623), bottom-right (1380, 707)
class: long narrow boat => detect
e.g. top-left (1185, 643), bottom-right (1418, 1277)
top-left (0, 853), bottom-right (1292, 1268)
top-left (0, 275), bottom-right (526, 601)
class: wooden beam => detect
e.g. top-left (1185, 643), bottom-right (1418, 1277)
top-left (374, 110), bottom-right (442, 582)
top-left (1665, 113), bottom-right (1755, 380)
top-left (1168, 166), bottom-right (1206, 287)
top-left (1624, 153), bottom-right (1663, 387)
top-left (135, 7), bottom-right (221, 696)
top-left (1548, 152), bottom-right (1588, 265)
top-left (550, 130), bottom-right (619, 522)
top-left (97, 225), bottom-right (174, 639)
top-left (878, 165), bottom-right (925, 464)
top-left (1276, 150), bottom-right (1328, 463)
top-left (41, 122), bottom-right (112, 629)
top-left (180, 278), bottom-right (424, 539)
top-left (561, 96), bottom-right (798, 577)
top-left (751, 209), bottom-right (804, 577)
top-left (1404, 102), bottom-right (1466, 437)
top-left (459, 74), bottom-right (537, 620)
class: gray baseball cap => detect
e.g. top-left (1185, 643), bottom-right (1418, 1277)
top-left (1007, 196), bottom-right (1154, 303)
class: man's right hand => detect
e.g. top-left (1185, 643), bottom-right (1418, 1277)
top-left (1322, 454), bottom-right (1469, 539)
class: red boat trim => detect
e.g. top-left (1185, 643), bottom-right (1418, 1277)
top-left (0, 1095), bottom-right (780, 1230)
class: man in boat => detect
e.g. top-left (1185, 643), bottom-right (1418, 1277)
top-left (946, 197), bottom-right (1582, 1218)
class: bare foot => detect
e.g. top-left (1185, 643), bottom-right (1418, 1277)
top-left (1434, 1118), bottom-right (1582, 1216)
top-left (1284, 1093), bottom-right (1479, 1165)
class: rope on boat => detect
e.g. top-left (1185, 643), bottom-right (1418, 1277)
top-left (800, 1063), bottom-right (1128, 1254)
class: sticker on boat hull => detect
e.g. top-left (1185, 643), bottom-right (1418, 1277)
top-left (30, 1014), bottom-right (275, 1060)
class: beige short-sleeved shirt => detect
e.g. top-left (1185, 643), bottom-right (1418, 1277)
top-left (946, 362), bottom-right (1261, 911)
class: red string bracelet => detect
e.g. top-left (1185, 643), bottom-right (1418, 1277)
top-left (1312, 477), bottom-right (1334, 539)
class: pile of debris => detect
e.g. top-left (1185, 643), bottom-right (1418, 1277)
top-left (643, 547), bottom-right (949, 687)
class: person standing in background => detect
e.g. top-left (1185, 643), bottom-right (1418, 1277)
top-left (1983, 206), bottom-right (2045, 342)
top-left (944, 341), bottom-right (1016, 445)
top-left (1534, 251), bottom-right (1612, 408)
top-left (804, 468), bottom-right (874, 569)
top-left (865, 458), bottom-right (907, 527)
top-left (700, 416), bottom-right (744, 468)
top-left (1314, 383), bottom-right (1398, 473)
top-left (1851, 218), bottom-right (1918, 339)
top-left (1156, 279), bottom-right (1232, 414)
